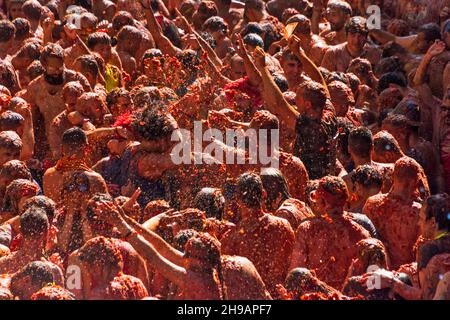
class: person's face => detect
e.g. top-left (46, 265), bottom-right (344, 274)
top-left (78, 18), bottom-right (96, 42)
top-left (116, 96), bottom-right (133, 115)
top-left (63, 92), bottom-right (79, 111)
top-left (230, 58), bottom-right (245, 80)
top-left (44, 56), bottom-right (64, 77)
top-left (310, 190), bottom-right (329, 216)
top-left (416, 32), bottom-right (432, 54)
top-left (0, 147), bottom-right (20, 166)
top-left (12, 275), bottom-right (38, 300)
top-left (326, 9), bottom-right (347, 31)
top-left (282, 57), bottom-right (301, 83)
top-left (347, 31), bottom-right (367, 52)
top-left (9, 3), bottom-right (24, 20)
top-left (93, 43), bottom-right (112, 63)
top-left (78, 99), bottom-right (105, 122)
top-left (418, 207), bottom-right (437, 238)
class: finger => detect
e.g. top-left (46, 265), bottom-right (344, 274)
top-left (131, 187), bottom-right (142, 202)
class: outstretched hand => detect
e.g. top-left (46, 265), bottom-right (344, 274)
top-left (252, 46), bottom-right (266, 70)
top-left (426, 40), bottom-right (446, 58)
top-left (288, 35), bottom-right (305, 57)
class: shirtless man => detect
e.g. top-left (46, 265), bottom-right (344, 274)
top-left (321, 16), bottom-right (381, 73)
top-left (87, 32), bottom-right (123, 70)
top-left (363, 157), bottom-right (424, 269)
top-left (290, 175), bottom-right (370, 289)
top-left (346, 164), bottom-right (383, 213)
top-left (43, 127), bottom-right (108, 204)
top-left (0, 206), bottom-right (49, 274)
top-left (344, 126), bottom-right (394, 193)
top-left (0, 20), bottom-right (16, 59)
top-left (220, 172), bottom-right (295, 297)
top-left (72, 236), bottom-right (148, 300)
top-left (19, 43), bottom-right (90, 159)
top-left (202, 16), bottom-right (232, 59)
top-left (21, 0), bottom-right (43, 39)
top-left (315, 0), bottom-right (352, 45)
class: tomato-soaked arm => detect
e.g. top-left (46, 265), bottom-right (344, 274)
top-left (413, 40), bottom-right (446, 86)
top-left (97, 202), bottom-right (187, 288)
top-left (141, 0), bottom-right (182, 56)
top-left (236, 34), bottom-right (262, 87)
top-left (252, 47), bottom-right (299, 129)
top-left (288, 36), bottom-right (329, 97)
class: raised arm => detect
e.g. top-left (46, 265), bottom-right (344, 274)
top-left (288, 36), bottom-right (329, 97)
top-left (252, 47), bottom-right (299, 129)
top-left (413, 40), bottom-right (446, 86)
top-left (141, 0), bottom-right (182, 56)
top-left (236, 35), bottom-right (262, 87)
top-left (98, 201), bottom-right (187, 288)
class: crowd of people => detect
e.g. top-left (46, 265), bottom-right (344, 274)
top-left (0, 0), bottom-right (449, 300)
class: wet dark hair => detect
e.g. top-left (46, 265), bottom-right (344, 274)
top-left (22, 196), bottom-right (56, 222)
top-left (243, 33), bottom-right (264, 49)
top-left (22, 0), bottom-right (43, 21)
top-left (377, 72), bottom-right (406, 93)
top-left (0, 131), bottom-right (22, 152)
top-left (0, 111), bottom-right (24, 131)
top-left (348, 126), bottom-right (373, 158)
top-left (418, 23), bottom-right (441, 44)
top-left (40, 43), bottom-right (64, 65)
top-left (12, 18), bottom-right (30, 40)
top-left (297, 81), bottom-right (328, 112)
top-left (173, 229), bottom-right (199, 252)
top-left (74, 54), bottom-right (99, 78)
top-left (202, 16), bottom-right (227, 33)
top-left (87, 32), bottom-right (112, 49)
top-left (260, 168), bottom-right (290, 210)
top-left (351, 165), bottom-right (383, 189)
top-left (132, 108), bottom-right (178, 142)
top-left (10, 261), bottom-right (56, 298)
top-left (0, 160), bottom-right (32, 184)
top-left (62, 127), bottom-right (88, 149)
top-left (374, 57), bottom-right (403, 78)
top-left (0, 20), bottom-right (15, 43)
top-left (423, 194), bottom-right (450, 231)
top-left (78, 236), bottom-right (123, 270)
top-left (194, 188), bottom-right (225, 220)
top-left (20, 206), bottom-right (49, 238)
top-left (237, 172), bottom-right (263, 209)
top-left (273, 73), bottom-right (289, 93)
top-left (112, 11), bottom-right (135, 33)
top-left (240, 22), bottom-right (264, 37)
top-left (345, 16), bottom-right (368, 35)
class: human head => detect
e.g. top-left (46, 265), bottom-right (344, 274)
top-left (347, 58), bottom-right (374, 85)
top-left (281, 49), bottom-right (302, 86)
top-left (229, 54), bottom-right (245, 80)
top-left (10, 261), bottom-right (62, 300)
top-left (62, 81), bottom-right (84, 112)
top-left (22, 196), bottom-right (56, 223)
top-left (106, 88), bottom-right (133, 118)
top-left (284, 268), bottom-right (337, 299)
top-left (377, 72), bottom-right (407, 94)
top-left (78, 236), bottom-right (123, 282)
top-left (11, 40), bottom-right (42, 70)
top-left (116, 25), bottom-right (142, 55)
top-left (0, 131), bottom-right (22, 166)
top-left (419, 194), bottom-right (450, 238)
top-left (260, 167), bottom-right (290, 211)
top-left (381, 114), bottom-right (417, 150)
top-left (372, 130), bottom-right (404, 163)
top-left (75, 92), bottom-right (108, 125)
top-left (348, 126), bottom-right (373, 161)
top-left (85, 193), bottom-right (116, 237)
top-left (12, 18), bottom-right (31, 41)
top-left (61, 127), bottom-right (88, 157)
top-left (350, 165), bottom-right (382, 200)
top-left (326, 0), bottom-right (352, 32)
top-left (8, 0), bottom-right (25, 20)
top-left (202, 16), bottom-right (228, 42)
top-left (31, 285), bottom-right (76, 300)
top-left (286, 14), bottom-right (312, 38)
top-left (20, 206), bottom-right (49, 242)
top-left (355, 238), bottom-right (388, 271)
top-left (193, 188), bottom-right (225, 220)
top-left (76, 12), bottom-right (98, 42)
top-left (244, 0), bottom-right (265, 22)
top-left (22, 0), bottom-right (43, 23)
top-left (73, 54), bottom-right (99, 88)
top-left (242, 33), bottom-right (264, 51)
top-left (328, 80), bottom-right (354, 116)
top-left (0, 160), bottom-right (32, 198)
top-left (3, 179), bottom-right (39, 215)
top-left (192, 1), bottom-right (218, 30)
top-left (392, 156), bottom-right (422, 192)
top-left (311, 176), bottom-right (349, 215)
top-left (345, 16), bottom-right (368, 53)
top-left (87, 32), bottom-right (112, 63)
top-left (0, 111), bottom-right (24, 134)
top-left (416, 23), bottom-right (441, 54)
top-left (236, 172), bottom-right (264, 210)
top-left (295, 81), bottom-right (328, 117)
top-left (0, 20), bottom-right (16, 47)
top-left (40, 43), bottom-right (65, 86)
